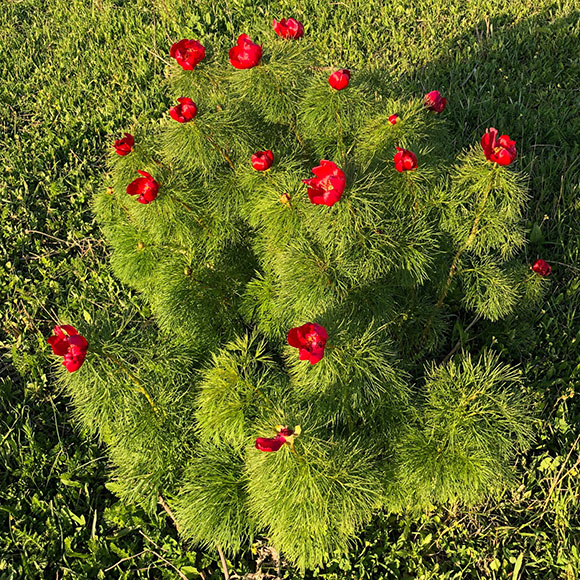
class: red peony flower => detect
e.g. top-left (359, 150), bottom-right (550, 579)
top-left (114, 133), bottom-right (134, 156)
top-left (273, 17), bottom-right (304, 39)
top-left (303, 160), bottom-right (346, 207)
top-left (169, 97), bottom-right (198, 123)
top-left (424, 90), bottom-right (447, 113)
top-left (47, 325), bottom-right (88, 373)
top-left (170, 39), bottom-right (206, 70)
top-left (394, 147), bottom-right (418, 172)
top-left (532, 259), bottom-right (551, 276)
top-left (288, 322), bottom-right (328, 364)
top-left (328, 68), bottom-right (350, 90)
top-left (126, 170), bottom-right (160, 204)
top-left (481, 128), bottom-right (517, 166)
top-left (229, 34), bottom-right (262, 69)
top-left (255, 426), bottom-right (296, 452)
top-left (251, 150), bottom-right (274, 171)
top-left (255, 433), bottom-right (286, 452)
top-left (388, 114), bottom-right (399, 125)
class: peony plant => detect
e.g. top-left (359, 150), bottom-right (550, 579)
top-left (49, 16), bottom-right (552, 573)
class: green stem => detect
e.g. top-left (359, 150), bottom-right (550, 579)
top-left (171, 195), bottom-right (206, 228)
top-left (202, 131), bottom-right (235, 170)
top-left (423, 169), bottom-right (496, 339)
top-left (405, 172), bottom-right (419, 214)
top-left (244, 379), bottom-right (276, 412)
top-left (335, 108), bottom-right (346, 167)
top-left (104, 352), bottom-right (163, 416)
top-left (437, 170), bottom-right (496, 309)
top-left (291, 119), bottom-right (305, 149)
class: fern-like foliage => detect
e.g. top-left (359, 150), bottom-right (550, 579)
top-left (51, 22), bottom-right (548, 572)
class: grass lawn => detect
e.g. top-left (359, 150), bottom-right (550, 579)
top-left (1, 0), bottom-right (579, 577)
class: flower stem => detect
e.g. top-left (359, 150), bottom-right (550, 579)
top-left (335, 108), bottom-right (346, 167)
top-left (216, 545), bottom-right (230, 580)
top-left (291, 119), bottom-right (305, 148)
top-left (203, 132), bottom-right (235, 170)
top-left (103, 352), bottom-right (162, 416)
top-left (244, 379), bottom-right (276, 412)
top-left (171, 195), bottom-right (207, 228)
top-left (423, 169), bottom-right (496, 340)
top-left (405, 172), bottom-right (419, 214)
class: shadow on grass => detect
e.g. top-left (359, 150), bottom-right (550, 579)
top-left (313, 11), bottom-right (580, 580)
top-left (394, 10), bottom-right (580, 227)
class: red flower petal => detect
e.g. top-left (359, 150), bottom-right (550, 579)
top-left (255, 434), bottom-right (286, 452)
top-left (68, 334), bottom-right (89, 351)
top-left (481, 128), bottom-right (516, 166)
top-left (127, 172), bottom-right (159, 204)
top-left (63, 353), bottom-right (86, 373)
top-left (273, 17), bottom-right (304, 39)
top-left (532, 259), bottom-right (551, 276)
top-left (394, 147), bottom-right (417, 172)
top-left (229, 35), bottom-right (262, 69)
top-left (304, 160), bottom-right (346, 207)
top-left (425, 90), bottom-right (446, 113)
top-left (47, 325), bottom-right (88, 372)
top-left (328, 69), bottom-right (350, 90)
top-left (58, 325), bottom-right (78, 336)
top-left (287, 327), bottom-right (302, 348)
top-left (288, 323), bottom-right (328, 364)
top-left (47, 335), bottom-right (69, 356)
top-left (251, 150), bottom-right (274, 171)
top-left (114, 133), bottom-right (134, 156)
top-left (170, 39), bottom-right (206, 70)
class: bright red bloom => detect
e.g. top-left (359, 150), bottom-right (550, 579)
top-left (328, 68), bottom-right (350, 90)
top-left (255, 433), bottom-right (286, 452)
top-left (126, 170), bottom-right (160, 204)
top-left (388, 114), bottom-right (399, 125)
top-left (255, 427), bottom-right (295, 452)
top-left (532, 259), bottom-right (551, 276)
top-left (114, 133), bottom-right (134, 156)
top-left (424, 90), bottom-right (447, 113)
top-left (251, 150), bottom-right (274, 171)
top-left (303, 160), bottom-right (346, 207)
top-left (272, 18), bottom-right (304, 39)
top-left (394, 147), bottom-right (418, 172)
top-left (47, 325), bottom-right (88, 373)
top-left (481, 128), bottom-right (517, 166)
top-left (170, 39), bottom-right (206, 70)
top-left (288, 323), bottom-right (328, 365)
top-left (169, 97), bottom-right (198, 123)
top-left (229, 34), bottom-right (262, 69)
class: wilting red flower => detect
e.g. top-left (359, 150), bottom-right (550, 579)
top-left (532, 259), bottom-right (551, 276)
top-left (273, 18), bottom-right (304, 39)
top-left (47, 325), bottom-right (88, 373)
top-left (481, 128), bottom-right (517, 166)
top-left (328, 68), bottom-right (350, 90)
top-left (255, 427), bottom-right (296, 452)
top-left (126, 170), bottom-right (160, 204)
top-left (424, 90), bottom-right (447, 113)
top-left (170, 39), bottom-right (206, 70)
top-left (114, 133), bottom-right (134, 156)
top-left (303, 160), bottom-right (346, 207)
top-left (388, 114), bottom-right (399, 125)
top-left (255, 433), bottom-right (285, 452)
top-left (229, 34), bottom-right (262, 69)
top-left (251, 150), bottom-right (274, 171)
top-left (169, 97), bottom-right (198, 123)
top-left (394, 147), bottom-right (418, 172)
top-left (288, 322), bottom-right (328, 364)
